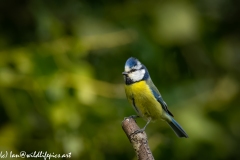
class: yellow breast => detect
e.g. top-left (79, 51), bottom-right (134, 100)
top-left (125, 81), bottom-right (163, 121)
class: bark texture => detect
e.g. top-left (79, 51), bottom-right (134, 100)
top-left (122, 117), bottom-right (154, 160)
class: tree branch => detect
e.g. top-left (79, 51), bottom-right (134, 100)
top-left (122, 117), bottom-right (155, 160)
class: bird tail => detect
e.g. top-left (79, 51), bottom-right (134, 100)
top-left (167, 117), bottom-right (188, 138)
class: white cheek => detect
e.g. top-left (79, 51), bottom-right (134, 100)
top-left (141, 69), bottom-right (145, 75)
top-left (130, 69), bottom-right (145, 81)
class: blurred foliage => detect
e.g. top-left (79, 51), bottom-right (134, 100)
top-left (0, 0), bottom-right (240, 160)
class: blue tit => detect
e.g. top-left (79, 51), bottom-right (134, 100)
top-left (122, 57), bottom-right (188, 138)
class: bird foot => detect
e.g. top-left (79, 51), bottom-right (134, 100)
top-left (130, 128), bottom-right (145, 136)
top-left (124, 115), bottom-right (139, 120)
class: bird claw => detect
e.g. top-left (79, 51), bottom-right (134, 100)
top-left (130, 128), bottom-right (145, 136)
top-left (124, 115), bottom-right (139, 120)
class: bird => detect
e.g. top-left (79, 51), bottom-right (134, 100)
top-left (122, 57), bottom-right (188, 138)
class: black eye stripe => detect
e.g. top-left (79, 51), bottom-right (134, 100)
top-left (131, 69), bottom-right (137, 72)
top-left (129, 67), bottom-right (145, 73)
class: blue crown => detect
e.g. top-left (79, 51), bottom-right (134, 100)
top-left (125, 57), bottom-right (139, 68)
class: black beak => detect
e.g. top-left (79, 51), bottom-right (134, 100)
top-left (122, 72), bottom-right (128, 75)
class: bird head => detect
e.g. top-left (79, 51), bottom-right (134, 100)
top-left (122, 57), bottom-right (149, 84)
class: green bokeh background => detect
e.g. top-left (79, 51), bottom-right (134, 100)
top-left (0, 0), bottom-right (240, 160)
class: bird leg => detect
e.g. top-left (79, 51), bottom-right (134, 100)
top-left (131, 118), bottom-right (151, 136)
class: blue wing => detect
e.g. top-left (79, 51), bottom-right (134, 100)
top-left (147, 78), bottom-right (174, 117)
